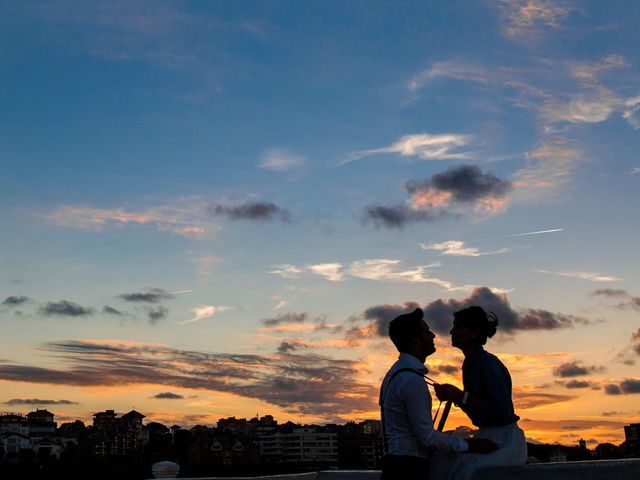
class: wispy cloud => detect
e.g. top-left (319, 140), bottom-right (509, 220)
top-left (308, 263), bottom-right (344, 282)
top-left (536, 269), bottom-right (622, 283)
top-left (274, 259), bottom-right (502, 293)
top-left (40, 197), bottom-right (217, 238)
top-left (420, 240), bottom-right (513, 257)
top-left (259, 149), bottom-right (305, 171)
top-left (343, 133), bottom-right (475, 165)
top-left (498, 0), bottom-right (575, 39)
top-left (629, 167), bottom-right (640, 175)
top-left (4, 398), bottom-right (78, 406)
top-left (179, 305), bottom-right (231, 325)
top-left (270, 264), bottom-right (304, 279)
top-left (407, 61), bottom-right (489, 91)
top-left (512, 138), bottom-right (582, 200)
top-left (0, 340), bottom-right (378, 417)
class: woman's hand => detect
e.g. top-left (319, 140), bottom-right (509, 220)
top-left (434, 383), bottom-right (464, 403)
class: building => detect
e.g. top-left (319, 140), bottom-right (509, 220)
top-left (26, 409), bottom-right (57, 438)
top-left (259, 423), bottom-right (338, 467)
top-left (624, 423), bottom-right (640, 456)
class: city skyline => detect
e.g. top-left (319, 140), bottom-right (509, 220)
top-left (1, 1), bottom-right (640, 447)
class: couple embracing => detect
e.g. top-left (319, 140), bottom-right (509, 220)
top-left (379, 306), bottom-right (527, 480)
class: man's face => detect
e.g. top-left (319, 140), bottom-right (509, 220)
top-left (415, 320), bottom-right (436, 360)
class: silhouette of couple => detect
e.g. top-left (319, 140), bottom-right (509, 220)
top-left (379, 306), bottom-right (527, 480)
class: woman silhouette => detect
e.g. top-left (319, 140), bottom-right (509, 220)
top-left (431, 306), bottom-right (526, 479)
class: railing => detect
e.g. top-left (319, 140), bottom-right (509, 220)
top-left (149, 458), bottom-right (640, 480)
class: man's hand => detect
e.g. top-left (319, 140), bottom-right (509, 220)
top-left (434, 383), bottom-right (463, 403)
top-left (465, 438), bottom-right (499, 454)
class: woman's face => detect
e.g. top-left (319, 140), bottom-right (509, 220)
top-left (450, 319), bottom-right (478, 350)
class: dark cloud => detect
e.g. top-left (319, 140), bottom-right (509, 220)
top-left (604, 384), bottom-right (622, 395)
top-left (620, 379), bottom-right (640, 394)
top-left (363, 205), bottom-right (448, 229)
top-left (102, 305), bottom-right (124, 316)
top-left (434, 364), bottom-right (459, 375)
top-left (277, 340), bottom-right (309, 353)
top-left (39, 300), bottom-right (94, 317)
top-left (633, 329), bottom-right (640, 356)
top-left (591, 288), bottom-right (640, 311)
top-left (210, 202), bottom-right (290, 222)
top-left (592, 289), bottom-right (628, 297)
top-left (352, 288), bottom-right (591, 342)
top-left (119, 288), bottom-right (173, 303)
top-left (406, 164), bottom-right (512, 203)
top-left (4, 398), bottom-right (78, 405)
top-left (2, 296), bottom-right (30, 306)
top-left (362, 165), bottom-right (509, 229)
top-left (553, 362), bottom-right (605, 378)
top-left (262, 312), bottom-right (309, 327)
top-left (513, 390), bottom-right (577, 409)
top-left (0, 340), bottom-right (378, 417)
top-left (152, 392), bottom-right (184, 400)
top-left (146, 306), bottom-right (168, 324)
top-left (562, 380), bottom-right (594, 389)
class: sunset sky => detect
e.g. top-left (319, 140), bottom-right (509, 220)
top-left (1, 1), bottom-right (640, 446)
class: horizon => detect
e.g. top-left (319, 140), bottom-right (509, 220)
top-left (1, 1), bottom-right (640, 448)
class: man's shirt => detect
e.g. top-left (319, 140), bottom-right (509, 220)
top-left (461, 344), bottom-right (520, 428)
top-left (380, 353), bottom-right (468, 459)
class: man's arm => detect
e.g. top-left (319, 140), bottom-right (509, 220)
top-left (402, 376), bottom-right (469, 452)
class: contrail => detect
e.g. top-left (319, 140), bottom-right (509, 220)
top-left (171, 289), bottom-right (195, 294)
top-left (491, 228), bottom-right (563, 239)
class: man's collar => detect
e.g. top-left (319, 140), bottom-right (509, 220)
top-left (398, 352), bottom-right (428, 373)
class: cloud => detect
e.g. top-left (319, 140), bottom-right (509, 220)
top-left (364, 164), bottom-right (512, 228)
top-left (420, 240), bottom-right (512, 257)
top-left (353, 287), bottom-right (590, 340)
top-left (39, 300), bottom-right (94, 317)
top-left (630, 167), bottom-right (640, 175)
top-left (592, 289), bottom-right (640, 311)
top-left (277, 340), bottom-right (309, 353)
top-left (363, 205), bottom-right (449, 229)
top-left (209, 202), bottom-right (290, 222)
top-left (146, 306), bottom-right (168, 324)
top-left (2, 296), bottom-right (30, 306)
top-left (536, 269), bottom-right (622, 283)
top-left (102, 305), bottom-right (124, 316)
top-left (344, 133), bottom-right (475, 165)
top-left (40, 198), bottom-right (216, 238)
top-left (512, 387), bottom-right (577, 409)
top-left (407, 61), bottom-right (489, 92)
top-left (119, 288), bottom-right (173, 303)
top-left (152, 392), bottom-right (184, 400)
top-left (562, 380), bottom-right (594, 389)
top-left (407, 164), bottom-right (512, 205)
top-left (262, 312), bottom-right (309, 327)
top-left (4, 398), bottom-right (78, 406)
top-left (552, 361), bottom-right (605, 378)
top-left (604, 379), bottom-right (640, 395)
top-left (498, 0), bottom-right (575, 39)
top-left (259, 149), bottom-right (305, 171)
top-left (180, 305), bottom-right (230, 325)
top-left (270, 264), bottom-right (304, 279)
top-left (308, 263), bottom-right (344, 282)
top-left (512, 138), bottom-right (582, 200)
top-left (0, 340), bottom-right (379, 417)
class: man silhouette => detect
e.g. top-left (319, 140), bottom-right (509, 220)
top-left (379, 308), bottom-right (496, 480)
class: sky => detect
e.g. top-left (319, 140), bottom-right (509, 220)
top-left (1, 0), bottom-right (639, 446)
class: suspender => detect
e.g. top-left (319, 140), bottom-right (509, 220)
top-left (379, 368), bottom-right (426, 454)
